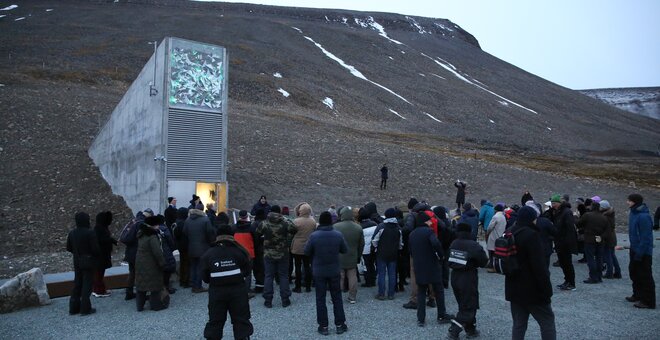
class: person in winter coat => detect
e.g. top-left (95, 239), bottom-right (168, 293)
top-left (164, 197), bottom-right (177, 231)
top-left (408, 213), bottom-right (453, 327)
top-left (403, 202), bottom-right (437, 309)
top-left (521, 191), bottom-right (533, 206)
top-left (537, 208), bottom-right (558, 271)
top-left (183, 203), bottom-right (216, 293)
top-left (372, 208), bottom-right (403, 300)
top-left (626, 194), bottom-right (656, 309)
top-left (478, 200), bottom-right (495, 233)
top-left (135, 216), bottom-right (169, 311)
top-left (447, 222), bottom-right (488, 339)
top-left (433, 206), bottom-right (455, 289)
top-left (157, 215), bottom-right (177, 294)
top-left (232, 210), bottom-right (256, 295)
top-left (654, 206), bottom-right (660, 231)
top-left (364, 202), bottom-right (383, 224)
top-left (599, 200), bottom-right (621, 279)
top-left (188, 194), bottom-right (202, 209)
top-left (455, 180), bottom-right (467, 211)
top-left (251, 208), bottom-right (267, 293)
top-left (93, 211), bottom-right (116, 297)
top-left (121, 209), bottom-right (149, 300)
top-left (250, 195), bottom-right (271, 216)
top-left (333, 206), bottom-right (365, 304)
top-left (576, 202), bottom-right (608, 284)
top-left (255, 205), bottom-right (298, 308)
top-left (485, 204), bottom-right (507, 272)
top-left (291, 203), bottom-right (316, 293)
top-left (172, 207), bottom-right (190, 288)
top-left (505, 206), bottom-right (556, 340)
top-left (380, 163), bottom-right (388, 190)
top-left (305, 212), bottom-right (349, 336)
top-left (206, 203), bottom-right (218, 226)
top-left (458, 203), bottom-right (479, 241)
top-left (359, 208), bottom-right (378, 287)
top-left (550, 194), bottom-right (578, 291)
top-left (201, 224), bottom-right (254, 340)
top-left (67, 212), bottom-right (101, 315)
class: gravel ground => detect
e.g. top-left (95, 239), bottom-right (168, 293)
top-left (1, 233), bottom-right (659, 339)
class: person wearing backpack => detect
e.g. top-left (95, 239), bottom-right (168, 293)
top-left (447, 222), bottom-right (488, 339)
top-left (485, 204), bottom-right (507, 273)
top-left (505, 206), bottom-right (556, 340)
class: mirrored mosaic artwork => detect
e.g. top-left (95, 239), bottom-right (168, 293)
top-left (169, 47), bottom-right (224, 110)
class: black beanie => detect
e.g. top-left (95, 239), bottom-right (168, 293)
top-left (75, 212), bottom-right (90, 228)
top-left (145, 216), bottom-right (161, 226)
top-left (416, 212), bottom-right (431, 226)
top-left (627, 193), bottom-right (643, 206)
top-left (384, 208), bottom-right (398, 219)
top-left (255, 208), bottom-right (266, 220)
top-left (457, 222), bottom-right (471, 233)
top-left (494, 204), bottom-right (504, 212)
top-left (319, 211), bottom-right (333, 225)
top-left (216, 224), bottom-right (234, 236)
top-left (516, 206), bottom-right (538, 227)
top-left (216, 212), bottom-right (230, 225)
top-left (271, 205), bottom-right (281, 214)
top-left (358, 207), bottom-right (370, 221)
top-left (408, 198), bottom-right (419, 210)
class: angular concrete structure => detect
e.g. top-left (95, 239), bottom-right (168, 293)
top-left (89, 37), bottom-right (229, 214)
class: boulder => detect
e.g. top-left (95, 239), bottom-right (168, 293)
top-left (0, 268), bottom-right (51, 313)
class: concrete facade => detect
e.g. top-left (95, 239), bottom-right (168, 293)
top-left (89, 38), bottom-right (228, 214)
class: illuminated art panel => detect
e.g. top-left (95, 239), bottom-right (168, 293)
top-left (168, 39), bottom-right (225, 111)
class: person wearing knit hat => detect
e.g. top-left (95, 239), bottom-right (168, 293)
top-left (504, 206), bottom-right (556, 340)
top-left (551, 194), bottom-right (578, 291)
top-left (305, 211), bottom-right (349, 335)
top-left (408, 209), bottom-right (453, 327)
top-left (458, 202), bottom-right (480, 241)
top-left (598, 200), bottom-right (621, 280)
top-left (447, 220), bottom-right (488, 339)
top-left (524, 200), bottom-right (540, 217)
top-left (67, 212), bottom-right (100, 315)
top-left (591, 196), bottom-right (602, 204)
top-left (372, 208), bottom-right (402, 300)
top-left (626, 193), bottom-right (656, 309)
top-left (188, 195), bottom-right (201, 209)
top-left (232, 209), bottom-right (256, 296)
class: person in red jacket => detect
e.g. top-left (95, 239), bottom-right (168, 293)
top-left (232, 210), bottom-right (256, 298)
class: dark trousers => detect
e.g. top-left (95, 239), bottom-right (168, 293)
top-left (126, 261), bottom-right (135, 294)
top-left (204, 284), bottom-right (253, 340)
top-left (451, 270), bottom-right (478, 330)
top-left (416, 282), bottom-right (446, 323)
top-left (510, 301), bottom-right (556, 340)
top-left (253, 251), bottom-right (265, 291)
top-left (556, 246), bottom-right (575, 286)
top-left (179, 250), bottom-right (190, 287)
top-left (163, 271), bottom-right (172, 289)
top-left (292, 254), bottom-right (312, 289)
top-left (263, 255), bottom-right (291, 301)
top-left (377, 259), bottom-right (397, 297)
top-left (136, 290), bottom-right (169, 311)
top-left (362, 254), bottom-right (376, 286)
top-left (398, 252), bottom-right (410, 288)
top-left (584, 243), bottom-right (603, 281)
top-left (69, 268), bottom-right (93, 314)
top-left (314, 275), bottom-right (346, 327)
top-left (92, 267), bottom-right (107, 294)
top-left (629, 251), bottom-right (656, 308)
top-left (190, 257), bottom-right (202, 289)
top-left (380, 178), bottom-right (387, 189)
top-left (604, 246), bottom-right (621, 277)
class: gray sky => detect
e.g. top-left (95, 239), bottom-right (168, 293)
top-left (199, 0), bottom-right (659, 90)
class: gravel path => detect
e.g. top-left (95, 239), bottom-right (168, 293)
top-left (1, 233), bottom-right (659, 339)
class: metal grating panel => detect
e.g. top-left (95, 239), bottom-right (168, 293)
top-left (167, 108), bottom-right (225, 181)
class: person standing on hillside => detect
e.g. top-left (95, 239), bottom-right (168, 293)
top-left (305, 211), bottom-right (349, 336)
top-left (521, 191), bottom-right (533, 206)
top-left (333, 206), bottom-right (365, 304)
top-left (67, 212), bottom-right (101, 315)
top-left (626, 193), bottom-right (656, 309)
top-left (380, 163), bottom-right (388, 190)
top-left (255, 205), bottom-right (298, 308)
top-left (454, 180), bottom-right (467, 211)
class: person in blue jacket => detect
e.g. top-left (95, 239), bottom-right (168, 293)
top-left (625, 193), bottom-right (655, 309)
top-left (478, 200), bottom-right (495, 233)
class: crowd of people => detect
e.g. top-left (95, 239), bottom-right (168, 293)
top-left (65, 188), bottom-right (659, 340)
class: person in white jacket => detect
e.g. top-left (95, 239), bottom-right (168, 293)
top-left (485, 204), bottom-right (507, 273)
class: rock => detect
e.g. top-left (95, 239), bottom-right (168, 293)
top-left (0, 268), bottom-right (51, 314)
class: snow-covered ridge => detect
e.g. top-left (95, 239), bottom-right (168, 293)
top-left (354, 16), bottom-right (403, 45)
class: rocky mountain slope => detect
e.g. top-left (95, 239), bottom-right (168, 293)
top-left (0, 0), bottom-right (658, 277)
top-left (580, 87), bottom-right (660, 121)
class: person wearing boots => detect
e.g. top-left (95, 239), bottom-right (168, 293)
top-left (67, 212), bottom-right (101, 315)
top-left (447, 223), bottom-right (488, 339)
top-left (201, 224), bottom-right (254, 340)
top-left (135, 216), bottom-right (169, 311)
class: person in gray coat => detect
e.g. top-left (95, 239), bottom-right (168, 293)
top-left (333, 207), bottom-right (364, 304)
top-left (183, 203), bottom-right (216, 292)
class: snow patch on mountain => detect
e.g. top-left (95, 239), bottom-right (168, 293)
top-left (388, 109), bottom-right (406, 119)
top-left (277, 88), bottom-right (290, 97)
top-left (322, 97), bottom-right (334, 109)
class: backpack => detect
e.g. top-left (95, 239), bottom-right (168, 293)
top-left (492, 227), bottom-right (525, 275)
top-left (119, 218), bottom-right (138, 245)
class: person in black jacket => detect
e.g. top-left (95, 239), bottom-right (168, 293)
top-left (576, 202), bottom-right (608, 284)
top-left (201, 224), bottom-right (253, 340)
top-left (67, 212), bottom-right (101, 315)
top-left (380, 164), bottom-right (388, 190)
top-left (371, 208), bottom-right (402, 300)
top-left (92, 211), bottom-right (116, 298)
top-left (505, 206), bottom-right (556, 340)
top-left (408, 213), bottom-right (453, 327)
top-left (447, 222), bottom-right (488, 339)
top-left (173, 207), bottom-right (190, 288)
top-left (164, 197), bottom-right (177, 231)
top-left (653, 206), bottom-right (660, 231)
top-left (121, 209), bottom-right (150, 300)
top-left (550, 195), bottom-right (578, 291)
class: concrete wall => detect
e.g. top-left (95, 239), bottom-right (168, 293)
top-left (89, 39), bottom-right (168, 215)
